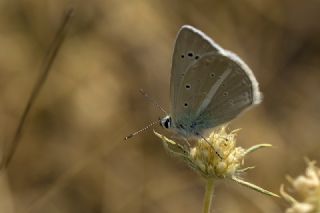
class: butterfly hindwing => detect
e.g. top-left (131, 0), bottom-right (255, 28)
top-left (172, 51), bottom-right (261, 134)
top-left (192, 51), bottom-right (261, 132)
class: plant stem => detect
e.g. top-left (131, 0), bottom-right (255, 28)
top-left (0, 8), bottom-right (74, 169)
top-left (202, 178), bottom-right (215, 213)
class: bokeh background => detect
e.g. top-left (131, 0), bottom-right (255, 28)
top-left (0, 0), bottom-right (319, 212)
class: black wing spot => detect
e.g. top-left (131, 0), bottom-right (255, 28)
top-left (181, 54), bottom-right (185, 58)
top-left (195, 55), bottom-right (199, 60)
top-left (187, 52), bottom-right (193, 57)
top-left (185, 84), bottom-right (191, 89)
top-left (223, 91), bottom-right (229, 96)
top-left (210, 73), bottom-right (215, 78)
top-left (184, 103), bottom-right (189, 108)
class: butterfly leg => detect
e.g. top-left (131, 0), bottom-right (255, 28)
top-left (196, 132), bottom-right (222, 159)
top-left (171, 134), bottom-right (191, 151)
top-left (182, 137), bottom-right (191, 150)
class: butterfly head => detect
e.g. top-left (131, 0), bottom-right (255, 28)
top-left (160, 115), bottom-right (172, 129)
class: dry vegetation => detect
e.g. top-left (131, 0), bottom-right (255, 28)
top-left (0, 0), bottom-right (319, 212)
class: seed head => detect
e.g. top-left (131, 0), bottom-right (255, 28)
top-left (281, 160), bottom-right (320, 213)
top-left (154, 126), bottom-right (278, 197)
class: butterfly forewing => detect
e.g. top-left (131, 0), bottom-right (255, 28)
top-left (170, 25), bottom-right (221, 119)
top-left (173, 53), bottom-right (230, 126)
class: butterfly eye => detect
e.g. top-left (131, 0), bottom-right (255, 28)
top-left (164, 118), bottom-right (171, 128)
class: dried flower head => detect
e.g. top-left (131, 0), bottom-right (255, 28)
top-left (189, 127), bottom-right (244, 178)
top-left (154, 126), bottom-right (278, 197)
top-left (281, 160), bottom-right (320, 213)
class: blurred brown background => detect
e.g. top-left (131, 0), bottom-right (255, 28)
top-left (0, 0), bottom-right (319, 212)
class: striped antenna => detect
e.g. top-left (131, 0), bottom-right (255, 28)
top-left (124, 89), bottom-right (166, 140)
top-left (139, 89), bottom-right (167, 114)
top-left (124, 119), bottom-right (160, 140)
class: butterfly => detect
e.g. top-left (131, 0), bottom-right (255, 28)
top-left (159, 25), bottom-right (261, 139)
top-left (125, 25), bottom-right (261, 141)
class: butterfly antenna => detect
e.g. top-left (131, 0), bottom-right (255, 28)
top-left (124, 119), bottom-right (160, 141)
top-left (139, 89), bottom-right (167, 114)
